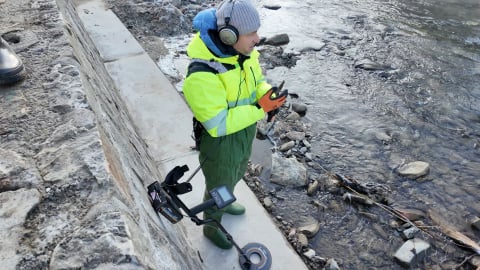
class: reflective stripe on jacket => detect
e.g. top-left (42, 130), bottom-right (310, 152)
top-left (182, 33), bottom-right (271, 137)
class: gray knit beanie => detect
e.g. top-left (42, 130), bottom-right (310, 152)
top-left (216, 0), bottom-right (261, 35)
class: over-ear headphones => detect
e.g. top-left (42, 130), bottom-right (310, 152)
top-left (218, 0), bottom-right (239, 46)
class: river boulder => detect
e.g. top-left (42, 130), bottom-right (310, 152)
top-left (397, 161), bottom-right (430, 179)
top-left (271, 152), bottom-right (307, 186)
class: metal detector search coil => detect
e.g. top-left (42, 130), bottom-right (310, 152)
top-left (239, 243), bottom-right (272, 270)
top-left (147, 164), bottom-right (272, 270)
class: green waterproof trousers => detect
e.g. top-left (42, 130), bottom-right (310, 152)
top-left (199, 123), bottom-right (257, 223)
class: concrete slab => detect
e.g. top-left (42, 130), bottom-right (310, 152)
top-left (77, 1), bottom-right (144, 62)
top-left (76, 0), bottom-right (308, 269)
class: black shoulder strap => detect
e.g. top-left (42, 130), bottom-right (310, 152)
top-left (186, 59), bottom-right (236, 77)
top-left (187, 61), bottom-right (218, 77)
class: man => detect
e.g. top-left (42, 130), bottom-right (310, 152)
top-left (182, 0), bottom-right (287, 249)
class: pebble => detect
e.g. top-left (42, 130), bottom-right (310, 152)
top-left (263, 197), bottom-right (273, 208)
top-left (278, 141), bottom-right (295, 152)
top-left (306, 180), bottom-right (319, 196)
top-left (343, 192), bottom-right (374, 205)
top-left (291, 103), bottom-right (307, 116)
top-left (297, 233), bottom-right (308, 248)
top-left (298, 220), bottom-right (320, 238)
top-left (470, 216), bottom-right (480, 231)
top-left (394, 238), bottom-right (431, 268)
top-left (397, 161), bottom-right (430, 179)
top-left (326, 258), bottom-right (340, 270)
top-left (402, 226), bottom-right (420, 240)
top-left (303, 248), bottom-right (316, 259)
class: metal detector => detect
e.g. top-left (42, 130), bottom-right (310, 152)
top-left (147, 165), bottom-right (272, 270)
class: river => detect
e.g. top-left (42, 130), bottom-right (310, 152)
top-left (256, 0), bottom-right (480, 268)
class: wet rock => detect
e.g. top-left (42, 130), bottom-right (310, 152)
top-left (470, 216), bottom-right (480, 231)
top-left (306, 180), bottom-right (319, 196)
top-left (278, 140), bottom-right (295, 152)
top-left (311, 200), bottom-right (327, 210)
top-left (343, 192), bottom-right (374, 206)
top-left (286, 131), bottom-right (305, 141)
top-left (397, 161), bottom-right (430, 179)
top-left (256, 119), bottom-right (271, 136)
top-left (470, 255), bottom-right (480, 268)
top-left (298, 39), bottom-right (326, 52)
top-left (401, 226), bottom-right (420, 240)
top-left (298, 216), bottom-right (320, 238)
top-left (375, 131), bottom-right (392, 143)
top-left (322, 174), bottom-right (341, 193)
top-left (263, 197), bottom-right (273, 208)
top-left (390, 220), bottom-right (401, 229)
top-left (303, 248), bottom-right (316, 259)
top-left (271, 153), bottom-right (307, 186)
top-left (288, 228), bottom-right (296, 238)
top-left (291, 103), bottom-right (307, 116)
top-left (302, 139), bottom-right (311, 148)
top-left (264, 33), bottom-right (290, 46)
top-left (354, 58), bottom-right (391, 71)
top-left (326, 258), bottom-right (340, 270)
top-left (394, 238), bottom-right (431, 268)
top-left (286, 111), bottom-right (301, 120)
top-left (263, 4), bottom-right (281, 10)
top-left (248, 163), bottom-right (263, 176)
top-left (297, 233), bottom-right (308, 248)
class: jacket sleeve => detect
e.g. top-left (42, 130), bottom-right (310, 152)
top-left (183, 71), bottom-right (265, 137)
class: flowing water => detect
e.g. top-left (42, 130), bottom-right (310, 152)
top-left (255, 0), bottom-right (480, 268)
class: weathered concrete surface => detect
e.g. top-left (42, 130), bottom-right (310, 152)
top-left (1, 0), bottom-right (308, 269)
top-left (1, 0), bottom-right (202, 269)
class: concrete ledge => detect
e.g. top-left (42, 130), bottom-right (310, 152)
top-left (76, 0), bottom-right (308, 269)
top-left (78, 1), bottom-right (144, 62)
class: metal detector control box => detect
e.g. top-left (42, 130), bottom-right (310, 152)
top-left (210, 185), bottom-right (235, 209)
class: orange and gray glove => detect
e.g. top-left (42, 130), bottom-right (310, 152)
top-left (257, 87), bottom-right (288, 113)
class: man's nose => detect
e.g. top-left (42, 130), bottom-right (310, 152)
top-left (252, 33), bottom-right (260, 44)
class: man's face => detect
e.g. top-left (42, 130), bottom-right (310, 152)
top-left (233, 31), bottom-right (260, 56)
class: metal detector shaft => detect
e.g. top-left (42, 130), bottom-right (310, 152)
top-left (202, 218), bottom-right (252, 268)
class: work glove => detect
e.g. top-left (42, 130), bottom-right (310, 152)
top-left (257, 87), bottom-right (288, 113)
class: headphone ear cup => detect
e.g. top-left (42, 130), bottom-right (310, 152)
top-left (218, 25), bottom-right (239, 46)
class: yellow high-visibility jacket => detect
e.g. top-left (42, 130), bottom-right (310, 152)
top-left (182, 33), bottom-right (271, 137)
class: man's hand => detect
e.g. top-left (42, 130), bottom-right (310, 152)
top-left (257, 88), bottom-right (288, 113)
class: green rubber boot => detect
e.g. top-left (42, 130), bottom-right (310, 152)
top-left (203, 209), bottom-right (232, 249)
top-left (224, 202), bottom-right (245, 215)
